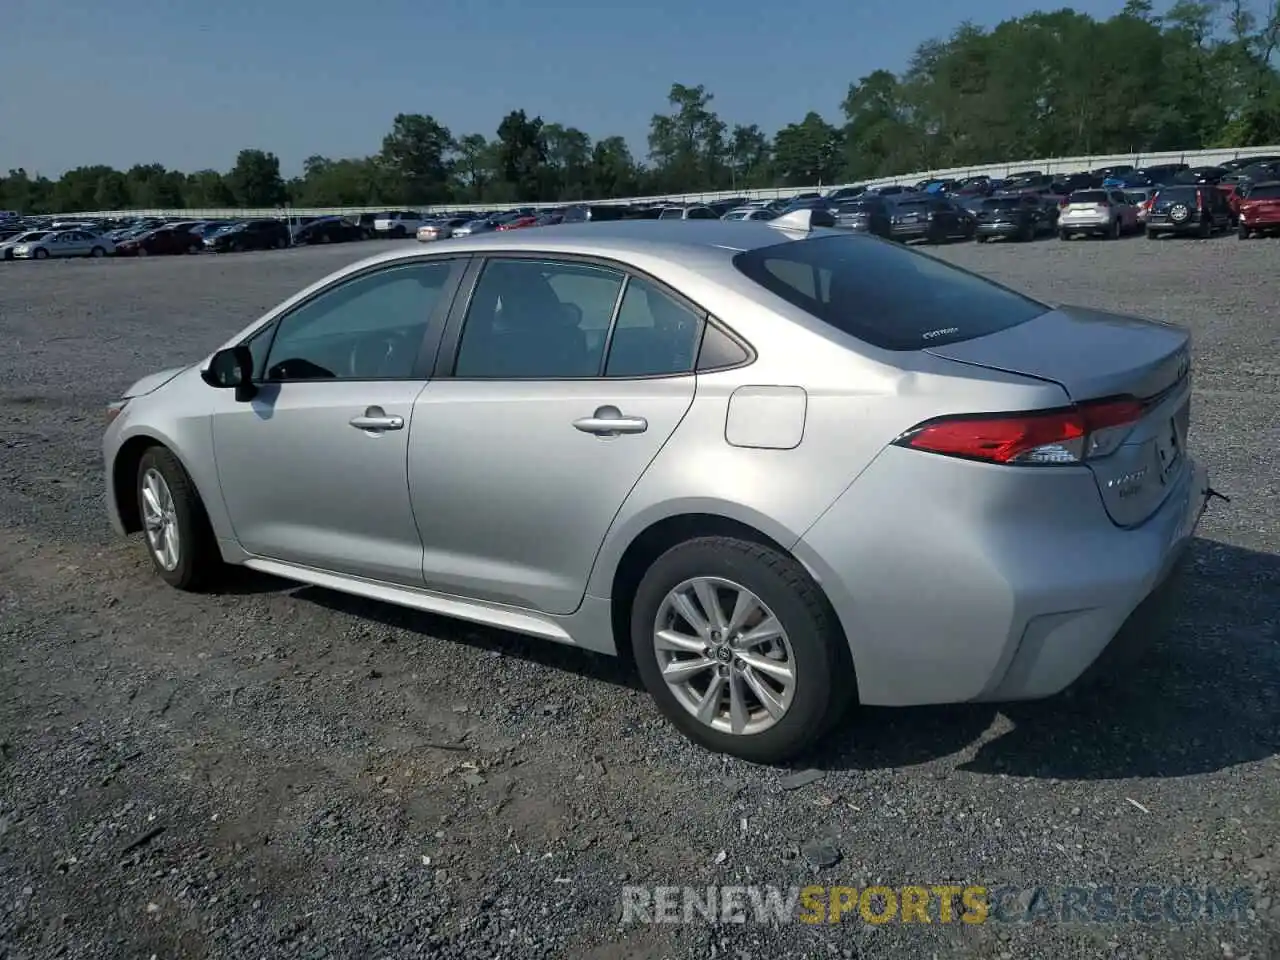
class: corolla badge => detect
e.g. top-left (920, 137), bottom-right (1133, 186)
top-left (1107, 468), bottom-right (1148, 499)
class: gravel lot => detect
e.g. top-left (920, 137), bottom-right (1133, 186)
top-left (1, 236), bottom-right (1277, 959)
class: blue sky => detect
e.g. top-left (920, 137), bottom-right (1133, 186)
top-left (4, 0), bottom-right (1132, 178)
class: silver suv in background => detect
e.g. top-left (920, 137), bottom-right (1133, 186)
top-left (1058, 189), bottom-right (1139, 240)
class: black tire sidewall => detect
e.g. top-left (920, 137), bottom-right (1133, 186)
top-left (630, 538), bottom-right (843, 764)
top-left (136, 447), bottom-right (211, 590)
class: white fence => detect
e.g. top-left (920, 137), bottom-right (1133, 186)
top-left (57, 144), bottom-right (1280, 221)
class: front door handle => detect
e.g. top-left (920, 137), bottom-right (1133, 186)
top-left (349, 406), bottom-right (404, 432)
top-left (573, 405), bottom-right (648, 437)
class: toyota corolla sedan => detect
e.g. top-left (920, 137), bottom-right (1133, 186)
top-left (102, 213), bottom-right (1212, 762)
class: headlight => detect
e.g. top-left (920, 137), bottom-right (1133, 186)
top-left (105, 398), bottom-right (130, 425)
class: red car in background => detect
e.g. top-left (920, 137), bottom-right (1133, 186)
top-left (1237, 181), bottom-right (1280, 238)
top-left (495, 215), bottom-right (540, 231)
top-left (114, 226), bottom-right (202, 257)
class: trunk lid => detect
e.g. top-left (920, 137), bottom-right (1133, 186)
top-left (926, 305), bottom-right (1193, 527)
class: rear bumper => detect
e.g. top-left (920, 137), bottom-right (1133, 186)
top-left (1059, 215), bottom-right (1111, 231)
top-left (793, 446), bottom-right (1209, 706)
top-left (975, 222), bottom-right (1022, 237)
top-left (1146, 218), bottom-right (1206, 233)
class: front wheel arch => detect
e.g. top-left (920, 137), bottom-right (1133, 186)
top-left (112, 435), bottom-right (205, 534)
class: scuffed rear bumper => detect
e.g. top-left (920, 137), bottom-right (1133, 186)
top-left (792, 446), bottom-right (1210, 707)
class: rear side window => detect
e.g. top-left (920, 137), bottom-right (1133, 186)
top-left (732, 235), bottom-right (1048, 351)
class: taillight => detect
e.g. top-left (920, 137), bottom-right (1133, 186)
top-left (894, 398), bottom-right (1145, 466)
top-left (1196, 190), bottom-right (1204, 210)
top-left (1059, 197), bottom-right (1069, 207)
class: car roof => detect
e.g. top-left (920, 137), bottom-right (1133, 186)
top-left (349, 219), bottom-right (822, 271)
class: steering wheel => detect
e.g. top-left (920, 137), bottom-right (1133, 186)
top-left (349, 330), bottom-right (412, 378)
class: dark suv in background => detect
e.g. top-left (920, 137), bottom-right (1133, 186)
top-left (1145, 185), bottom-right (1233, 238)
top-left (204, 219), bottom-right (292, 252)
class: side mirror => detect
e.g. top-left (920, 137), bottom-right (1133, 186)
top-left (201, 345), bottom-right (258, 401)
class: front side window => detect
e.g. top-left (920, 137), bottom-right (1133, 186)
top-left (733, 235), bottom-right (1048, 351)
top-left (605, 278), bottom-right (704, 378)
top-left (454, 259), bottom-right (623, 378)
top-left (264, 261), bottom-right (453, 381)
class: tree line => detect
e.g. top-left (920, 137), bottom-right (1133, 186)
top-left (4, 0), bottom-right (1279, 214)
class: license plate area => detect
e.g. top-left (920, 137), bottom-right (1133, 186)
top-left (1153, 399), bottom-right (1190, 487)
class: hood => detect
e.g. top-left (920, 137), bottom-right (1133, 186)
top-left (122, 364), bottom-right (191, 398)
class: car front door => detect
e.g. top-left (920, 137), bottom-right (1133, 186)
top-left (407, 256), bottom-right (701, 615)
top-left (210, 257), bottom-right (466, 585)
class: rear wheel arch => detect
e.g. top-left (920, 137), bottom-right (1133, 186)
top-left (608, 513), bottom-right (853, 681)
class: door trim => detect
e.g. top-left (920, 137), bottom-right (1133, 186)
top-left (241, 556), bottom-right (576, 644)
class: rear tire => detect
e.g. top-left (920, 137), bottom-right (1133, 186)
top-left (630, 536), bottom-right (852, 764)
top-left (135, 446), bottom-right (222, 591)
top-left (1146, 228), bottom-right (1159, 240)
top-left (1059, 229), bottom-right (1070, 241)
top-left (1238, 223), bottom-right (1250, 240)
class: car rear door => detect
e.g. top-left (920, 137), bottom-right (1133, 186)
top-left (407, 256), bottom-right (700, 615)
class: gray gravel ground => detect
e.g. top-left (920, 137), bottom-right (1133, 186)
top-left (0, 235), bottom-right (1277, 960)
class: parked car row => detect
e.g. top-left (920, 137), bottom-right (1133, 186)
top-left (751, 159), bottom-right (1280, 244)
top-left (0, 212), bottom-right (382, 261)
top-left (8, 155), bottom-right (1279, 262)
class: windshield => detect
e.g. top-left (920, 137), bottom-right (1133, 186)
top-left (732, 235), bottom-right (1047, 351)
top-left (13, 231), bottom-right (50, 243)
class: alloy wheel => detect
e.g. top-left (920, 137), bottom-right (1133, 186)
top-left (140, 467), bottom-right (181, 571)
top-left (653, 576), bottom-right (797, 736)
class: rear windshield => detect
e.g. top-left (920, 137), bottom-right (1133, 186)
top-left (1248, 183), bottom-right (1280, 199)
top-left (835, 200), bottom-right (884, 214)
top-left (1156, 186), bottom-right (1200, 201)
top-left (732, 235), bottom-right (1048, 351)
top-left (894, 199), bottom-right (932, 210)
top-left (983, 198), bottom-right (1022, 210)
top-left (1069, 190), bottom-right (1109, 203)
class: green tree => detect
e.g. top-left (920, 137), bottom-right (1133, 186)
top-left (227, 150), bottom-right (286, 207)
top-left (379, 113), bottom-right (454, 204)
top-left (728, 124), bottom-right (772, 189)
top-left (647, 83), bottom-right (726, 193)
top-left (772, 113), bottom-right (843, 185)
top-left (543, 123), bottom-right (593, 200)
top-left (494, 110), bottom-right (548, 201)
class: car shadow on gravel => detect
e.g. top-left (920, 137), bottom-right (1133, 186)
top-left (293, 586), bottom-right (642, 690)
top-left (811, 537), bottom-right (1279, 780)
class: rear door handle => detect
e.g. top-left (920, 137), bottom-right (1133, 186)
top-left (573, 405), bottom-right (648, 436)
top-left (349, 406), bottom-right (404, 432)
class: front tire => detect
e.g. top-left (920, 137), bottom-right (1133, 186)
top-left (630, 536), bottom-right (851, 764)
top-left (136, 446), bottom-right (221, 591)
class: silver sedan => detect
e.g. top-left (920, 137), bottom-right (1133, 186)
top-left (102, 213), bottom-right (1211, 761)
top-left (14, 229), bottom-right (115, 259)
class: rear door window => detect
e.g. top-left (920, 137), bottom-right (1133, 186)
top-left (732, 235), bottom-right (1048, 351)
